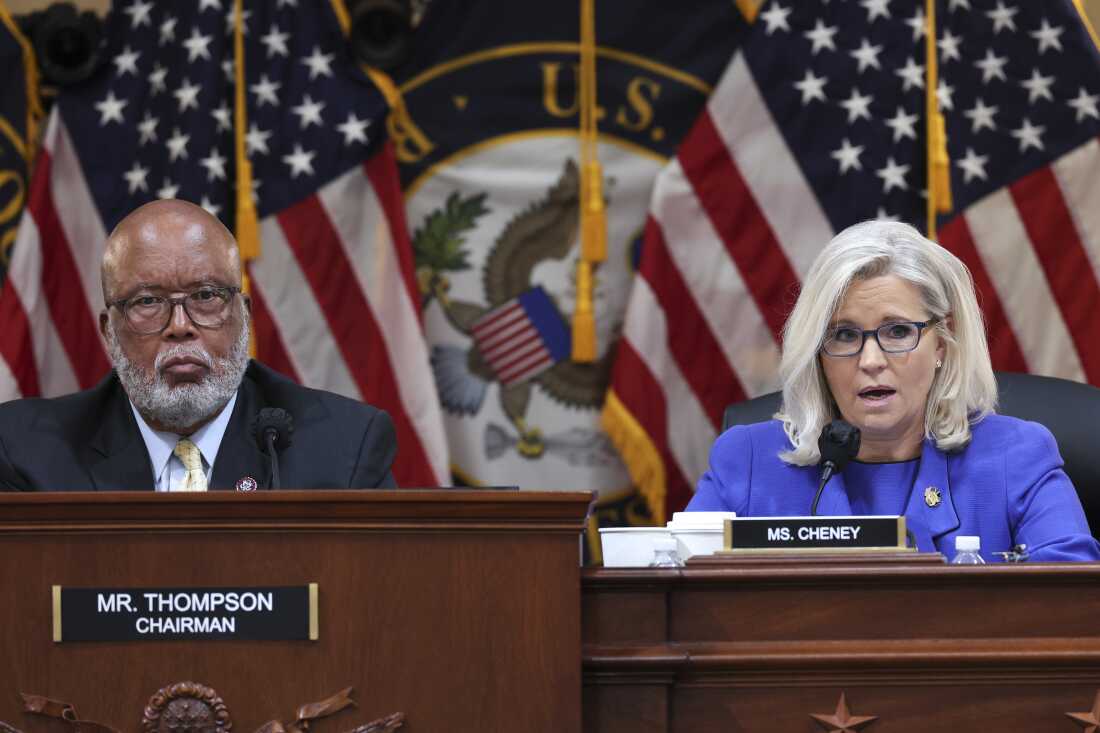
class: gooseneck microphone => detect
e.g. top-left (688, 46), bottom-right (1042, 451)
top-left (250, 408), bottom-right (294, 490)
top-left (810, 419), bottom-right (861, 516)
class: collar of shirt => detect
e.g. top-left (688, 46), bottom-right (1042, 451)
top-left (130, 392), bottom-right (239, 491)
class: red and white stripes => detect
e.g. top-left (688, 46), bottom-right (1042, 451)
top-left (250, 145), bottom-right (447, 485)
top-left (942, 140), bottom-right (1100, 385)
top-left (470, 301), bottom-right (554, 386)
top-left (0, 114), bottom-right (109, 399)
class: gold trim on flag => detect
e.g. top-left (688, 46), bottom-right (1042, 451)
top-left (601, 389), bottom-right (667, 525)
top-left (733, 0), bottom-right (762, 23)
top-left (1072, 0), bottom-right (1100, 51)
top-left (585, 515), bottom-right (603, 564)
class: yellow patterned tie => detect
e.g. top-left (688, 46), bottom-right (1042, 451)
top-left (172, 438), bottom-right (208, 492)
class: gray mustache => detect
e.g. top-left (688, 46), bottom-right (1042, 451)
top-left (154, 346), bottom-right (213, 372)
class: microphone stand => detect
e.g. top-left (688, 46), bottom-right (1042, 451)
top-left (264, 428), bottom-right (282, 490)
top-left (251, 408), bottom-right (294, 491)
top-left (810, 463), bottom-right (835, 517)
top-left (811, 420), bottom-right (861, 516)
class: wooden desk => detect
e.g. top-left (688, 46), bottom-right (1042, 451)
top-left (582, 554), bottom-right (1100, 732)
top-left (0, 490), bottom-right (591, 733)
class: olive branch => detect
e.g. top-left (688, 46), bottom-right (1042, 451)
top-left (412, 191), bottom-right (489, 274)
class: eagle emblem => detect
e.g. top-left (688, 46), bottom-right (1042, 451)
top-left (415, 160), bottom-right (620, 464)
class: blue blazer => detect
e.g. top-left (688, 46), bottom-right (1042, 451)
top-left (688, 414), bottom-right (1100, 562)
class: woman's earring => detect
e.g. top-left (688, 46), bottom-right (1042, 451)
top-left (936, 360), bottom-right (943, 368)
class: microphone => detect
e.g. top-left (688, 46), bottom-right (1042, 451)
top-left (250, 408), bottom-right (294, 490)
top-left (810, 419), bottom-right (861, 516)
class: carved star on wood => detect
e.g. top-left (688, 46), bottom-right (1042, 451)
top-left (810, 693), bottom-right (878, 733)
top-left (1067, 690), bottom-right (1100, 732)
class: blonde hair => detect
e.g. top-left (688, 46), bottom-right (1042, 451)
top-left (776, 220), bottom-right (997, 465)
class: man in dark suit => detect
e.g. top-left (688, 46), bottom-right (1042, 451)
top-left (0, 199), bottom-right (396, 491)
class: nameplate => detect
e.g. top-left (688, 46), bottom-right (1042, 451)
top-left (52, 584), bottom-right (318, 642)
top-left (723, 516), bottom-right (907, 551)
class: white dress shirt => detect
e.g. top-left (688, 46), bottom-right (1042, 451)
top-left (130, 393), bottom-right (238, 492)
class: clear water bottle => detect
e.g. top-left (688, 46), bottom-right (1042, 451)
top-left (951, 535), bottom-right (985, 564)
top-left (649, 536), bottom-right (684, 567)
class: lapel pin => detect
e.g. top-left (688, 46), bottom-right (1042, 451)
top-left (236, 476), bottom-right (258, 492)
top-left (924, 486), bottom-right (942, 508)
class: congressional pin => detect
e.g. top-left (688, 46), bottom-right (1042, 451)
top-left (236, 476), bottom-right (258, 492)
top-left (924, 486), bottom-right (942, 508)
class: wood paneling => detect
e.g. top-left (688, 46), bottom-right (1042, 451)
top-left (0, 490), bottom-right (591, 733)
top-left (583, 554), bottom-right (1100, 732)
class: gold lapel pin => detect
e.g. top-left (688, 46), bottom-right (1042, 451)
top-left (924, 486), bottom-right (942, 508)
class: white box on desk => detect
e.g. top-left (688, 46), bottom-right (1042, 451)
top-left (598, 527), bottom-right (672, 567)
top-left (667, 511), bottom-right (737, 559)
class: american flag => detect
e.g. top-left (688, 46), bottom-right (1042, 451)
top-left (0, 0), bottom-right (448, 486)
top-left (469, 286), bottom-right (570, 388)
top-left (604, 0), bottom-right (1100, 522)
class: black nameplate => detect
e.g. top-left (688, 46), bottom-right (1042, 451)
top-left (723, 516), bottom-right (906, 551)
top-left (52, 584), bottom-right (318, 642)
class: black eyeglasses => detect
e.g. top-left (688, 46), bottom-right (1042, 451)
top-left (821, 320), bottom-right (937, 357)
top-left (108, 286), bottom-right (241, 334)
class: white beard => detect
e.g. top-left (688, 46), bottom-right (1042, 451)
top-left (106, 313), bottom-right (250, 433)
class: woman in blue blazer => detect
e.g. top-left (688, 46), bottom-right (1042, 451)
top-left (688, 220), bottom-right (1100, 562)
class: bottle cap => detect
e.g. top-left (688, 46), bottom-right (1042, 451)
top-left (955, 535), bottom-right (980, 552)
top-left (654, 536), bottom-right (678, 552)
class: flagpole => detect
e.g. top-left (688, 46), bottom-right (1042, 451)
top-left (233, 0), bottom-right (260, 355)
top-left (572, 0), bottom-right (605, 363)
top-left (924, 0), bottom-right (952, 240)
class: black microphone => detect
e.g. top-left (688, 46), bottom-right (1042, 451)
top-left (810, 419), bottom-right (861, 516)
top-left (250, 408), bottom-right (294, 490)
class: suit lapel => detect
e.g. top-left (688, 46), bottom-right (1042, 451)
top-left (209, 373), bottom-right (272, 490)
top-left (902, 440), bottom-right (960, 552)
top-left (87, 376), bottom-right (157, 491)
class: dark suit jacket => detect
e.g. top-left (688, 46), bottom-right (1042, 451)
top-left (0, 360), bottom-right (397, 491)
